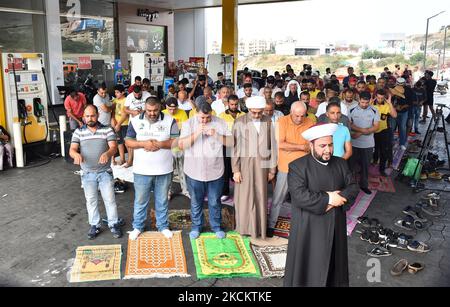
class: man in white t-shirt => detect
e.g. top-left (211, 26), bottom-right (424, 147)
top-left (93, 84), bottom-right (112, 126)
top-left (211, 86), bottom-right (230, 116)
top-left (125, 97), bottom-right (179, 241)
top-left (316, 97), bottom-right (349, 118)
top-left (124, 85), bottom-right (152, 119)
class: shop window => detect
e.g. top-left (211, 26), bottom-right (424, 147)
top-left (0, 0), bottom-right (44, 11)
top-left (126, 23), bottom-right (166, 54)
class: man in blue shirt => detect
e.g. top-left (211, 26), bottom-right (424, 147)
top-left (325, 101), bottom-right (352, 160)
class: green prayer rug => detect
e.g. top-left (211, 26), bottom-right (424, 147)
top-left (190, 232), bottom-right (261, 279)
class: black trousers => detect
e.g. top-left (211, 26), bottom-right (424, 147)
top-left (222, 146), bottom-right (232, 196)
top-left (350, 147), bottom-right (373, 190)
top-left (374, 129), bottom-right (390, 173)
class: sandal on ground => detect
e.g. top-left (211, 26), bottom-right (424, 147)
top-left (367, 246), bottom-right (392, 257)
top-left (394, 218), bottom-right (414, 231)
top-left (391, 259), bottom-right (408, 276)
top-left (408, 262), bottom-right (424, 274)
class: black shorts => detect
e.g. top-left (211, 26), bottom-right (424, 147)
top-left (117, 125), bottom-right (128, 145)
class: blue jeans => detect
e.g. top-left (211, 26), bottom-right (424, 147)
top-left (411, 105), bottom-right (421, 132)
top-left (133, 173), bottom-right (172, 232)
top-left (81, 171), bottom-right (118, 228)
top-left (186, 175), bottom-right (224, 233)
top-left (396, 111), bottom-right (409, 147)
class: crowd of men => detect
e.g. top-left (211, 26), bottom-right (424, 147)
top-left (65, 63), bottom-right (439, 286)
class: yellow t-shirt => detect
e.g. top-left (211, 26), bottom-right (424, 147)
top-left (219, 110), bottom-right (245, 132)
top-left (372, 102), bottom-right (391, 133)
top-left (188, 108), bottom-right (217, 119)
top-left (113, 97), bottom-right (129, 126)
top-left (309, 89), bottom-right (321, 100)
top-left (307, 112), bottom-right (317, 124)
top-left (162, 109), bottom-right (188, 130)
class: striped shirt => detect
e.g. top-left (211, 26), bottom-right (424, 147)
top-left (71, 124), bottom-right (117, 173)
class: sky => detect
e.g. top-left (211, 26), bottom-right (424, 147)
top-left (206, 0), bottom-right (450, 49)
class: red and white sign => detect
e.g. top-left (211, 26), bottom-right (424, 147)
top-left (78, 56), bottom-right (92, 70)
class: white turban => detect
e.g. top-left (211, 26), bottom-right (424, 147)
top-left (246, 96), bottom-right (266, 109)
top-left (302, 123), bottom-right (338, 142)
top-left (284, 80), bottom-right (301, 98)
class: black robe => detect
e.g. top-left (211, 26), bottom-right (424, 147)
top-left (284, 155), bottom-right (357, 287)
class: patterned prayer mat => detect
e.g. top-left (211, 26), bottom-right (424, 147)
top-left (191, 231), bottom-right (261, 279)
top-left (150, 207), bottom-right (235, 231)
top-left (273, 216), bottom-right (290, 238)
top-left (346, 190), bottom-right (378, 236)
top-left (124, 231), bottom-right (190, 279)
top-left (251, 245), bottom-right (287, 278)
top-left (69, 245), bottom-right (122, 283)
top-left (250, 236), bottom-right (288, 247)
top-left (368, 176), bottom-right (396, 193)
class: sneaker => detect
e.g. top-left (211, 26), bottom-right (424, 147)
top-left (189, 230), bottom-right (200, 240)
top-left (114, 181), bottom-right (126, 193)
top-left (88, 225), bottom-right (101, 240)
top-left (215, 231), bottom-right (226, 239)
top-left (102, 217), bottom-right (125, 227)
top-left (161, 229), bottom-right (173, 239)
top-left (428, 171), bottom-right (443, 180)
top-left (407, 240), bottom-right (431, 253)
top-left (420, 173), bottom-right (428, 180)
top-left (402, 206), bottom-right (428, 223)
top-left (367, 246), bottom-right (392, 257)
top-left (400, 145), bottom-right (407, 151)
top-left (110, 224), bottom-right (122, 239)
top-left (128, 229), bottom-right (141, 241)
top-left (361, 187), bottom-right (372, 195)
top-left (394, 218), bottom-right (414, 231)
top-left (220, 195), bottom-right (229, 202)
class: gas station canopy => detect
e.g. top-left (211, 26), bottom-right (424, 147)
top-left (113, 0), bottom-right (299, 10)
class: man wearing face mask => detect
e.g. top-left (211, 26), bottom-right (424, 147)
top-left (70, 105), bottom-right (122, 240)
top-left (284, 123), bottom-right (356, 287)
top-left (232, 96), bottom-right (277, 239)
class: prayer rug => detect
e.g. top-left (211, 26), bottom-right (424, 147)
top-left (150, 207), bottom-right (235, 231)
top-left (251, 245), bottom-right (287, 278)
top-left (369, 164), bottom-right (393, 177)
top-left (346, 190), bottom-right (378, 236)
top-left (368, 176), bottom-right (396, 193)
top-left (124, 231), bottom-right (190, 279)
top-left (392, 147), bottom-right (406, 170)
top-left (250, 236), bottom-right (288, 247)
top-left (69, 245), bottom-right (122, 283)
top-left (273, 216), bottom-right (290, 238)
top-left (191, 231), bottom-right (260, 279)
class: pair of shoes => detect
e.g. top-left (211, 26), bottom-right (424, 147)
top-left (88, 225), bottom-right (101, 240)
top-left (189, 230), bottom-right (200, 240)
top-left (128, 229), bottom-right (142, 241)
top-left (110, 224), bottom-right (123, 239)
top-left (361, 187), bottom-right (372, 195)
top-left (403, 206), bottom-right (428, 223)
top-left (367, 246), bottom-right (392, 257)
top-left (266, 228), bottom-right (274, 238)
top-left (407, 240), bottom-right (431, 253)
top-left (428, 171), bottom-right (443, 180)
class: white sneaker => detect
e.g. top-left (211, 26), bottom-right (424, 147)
top-left (220, 195), bottom-right (229, 202)
top-left (161, 229), bottom-right (173, 239)
top-left (401, 145), bottom-right (407, 151)
top-left (128, 229), bottom-right (141, 240)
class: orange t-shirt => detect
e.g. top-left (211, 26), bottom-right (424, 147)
top-left (276, 115), bottom-right (315, 173)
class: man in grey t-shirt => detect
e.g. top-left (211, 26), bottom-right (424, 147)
top-left (348, 91), bottom-right (380, 195)
top-left (93, 84), bottom-right (112, 126)
top-left (70, 105), bottom-right (122, 240)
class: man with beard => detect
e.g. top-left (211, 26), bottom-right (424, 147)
top-left (232, 96), bottom-right (277, 239)
top-left (274, 92), bottom-right (290, 116)
top-left (70, 105), bottom-right (122, 240)
top-left (124, 85), bottom-right (152, 119)
top-left (238, 83), bottom-right (254, 113)
top-left (284, 123), bottom-right (356, 287)
top-left (284, 80), bottom-right (301, 108)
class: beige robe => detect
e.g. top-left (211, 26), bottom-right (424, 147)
top-left (232, 113), bottom-right (277, 239)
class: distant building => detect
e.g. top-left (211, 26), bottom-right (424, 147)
top-left (238, 39), bottom-right (272, 57)
top-left (378, 33), bottom-right (406, 54)
top-left (275, 41), bottom-right (335, 56)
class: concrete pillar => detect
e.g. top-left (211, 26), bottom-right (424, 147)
top-left (44, 0), bottom-right (65, 106)
top-left (221, 0), bottom-right (238, 84)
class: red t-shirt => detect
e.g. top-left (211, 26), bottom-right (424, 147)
top-left (64, 92), bottom-right (87, 118)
